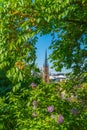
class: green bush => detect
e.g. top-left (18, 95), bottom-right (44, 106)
top-left (0, 81), bottom-right (87, 130)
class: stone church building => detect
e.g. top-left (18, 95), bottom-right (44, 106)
top-left (42, 50), bottom-right (66, 83)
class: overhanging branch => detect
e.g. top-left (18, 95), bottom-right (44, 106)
top-left (65, 19), bottom-right (87, 26)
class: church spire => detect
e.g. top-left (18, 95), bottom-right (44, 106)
top-left (43, 50), bottom-right (49, 83)
top-left (43, 50), bottom-right (48, 67)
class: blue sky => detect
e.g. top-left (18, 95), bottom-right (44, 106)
top-left (36, 34), bottom-right (52, 70)
top-left (36, 34), bottom-right (71, 73)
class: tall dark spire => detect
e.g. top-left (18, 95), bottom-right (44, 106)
top-left (43, 50), bottom-right (48, 67)
top-left (43, 50), bottom-right (49, 83)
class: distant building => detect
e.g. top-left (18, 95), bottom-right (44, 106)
top-left (42, 51), bottom-right (66, 83)
top-left (49, 73), bottom-right (66, 82)
top-left (42, 50), bottom-right (49, 83)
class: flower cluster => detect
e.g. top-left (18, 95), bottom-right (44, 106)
top-left (58, 114), bottom-right (64, 124)
top-left (32, 100), bottom-right (38, 109)
top-left (71, 108), bottom-right (78, 115)
top-left (14, 61), bottom-right (25, 70)
top-left (32, 100), bottom-right (38, 117)
top-left (61, 90), bottom-right (66, 99)
top-left (30, 83), bottom-right (79, 125)
top-left (47, 106), bottom-right (54, 113)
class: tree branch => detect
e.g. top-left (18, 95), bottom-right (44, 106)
top-left (65, 19), bottom-right (87, 26)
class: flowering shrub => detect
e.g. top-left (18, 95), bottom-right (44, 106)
top-left (0, 82), bottom-right (87, 130)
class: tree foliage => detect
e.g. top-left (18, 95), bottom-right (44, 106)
top-left (1, 0), bottom-right (87, 82)
top-left (34, 0), bottom-right (87, 80)
top-left (0, 0), bottom-right (39, 92)
top-left (32, 0), bottom-right (87, 75)
top-left (0, 0), bottom-right (87, 129)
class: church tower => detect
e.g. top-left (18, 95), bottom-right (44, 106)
top-left (43, 50), bottom-right (49, 83)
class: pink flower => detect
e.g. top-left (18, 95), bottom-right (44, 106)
top-left (71, 108), bottom-right (78, 115)
top-left (47, 106), bottom-right (54, 113)
top-left (30, 83), bottom-right (37, 89)
top-left (58, 114), bottom-right (64, 124)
